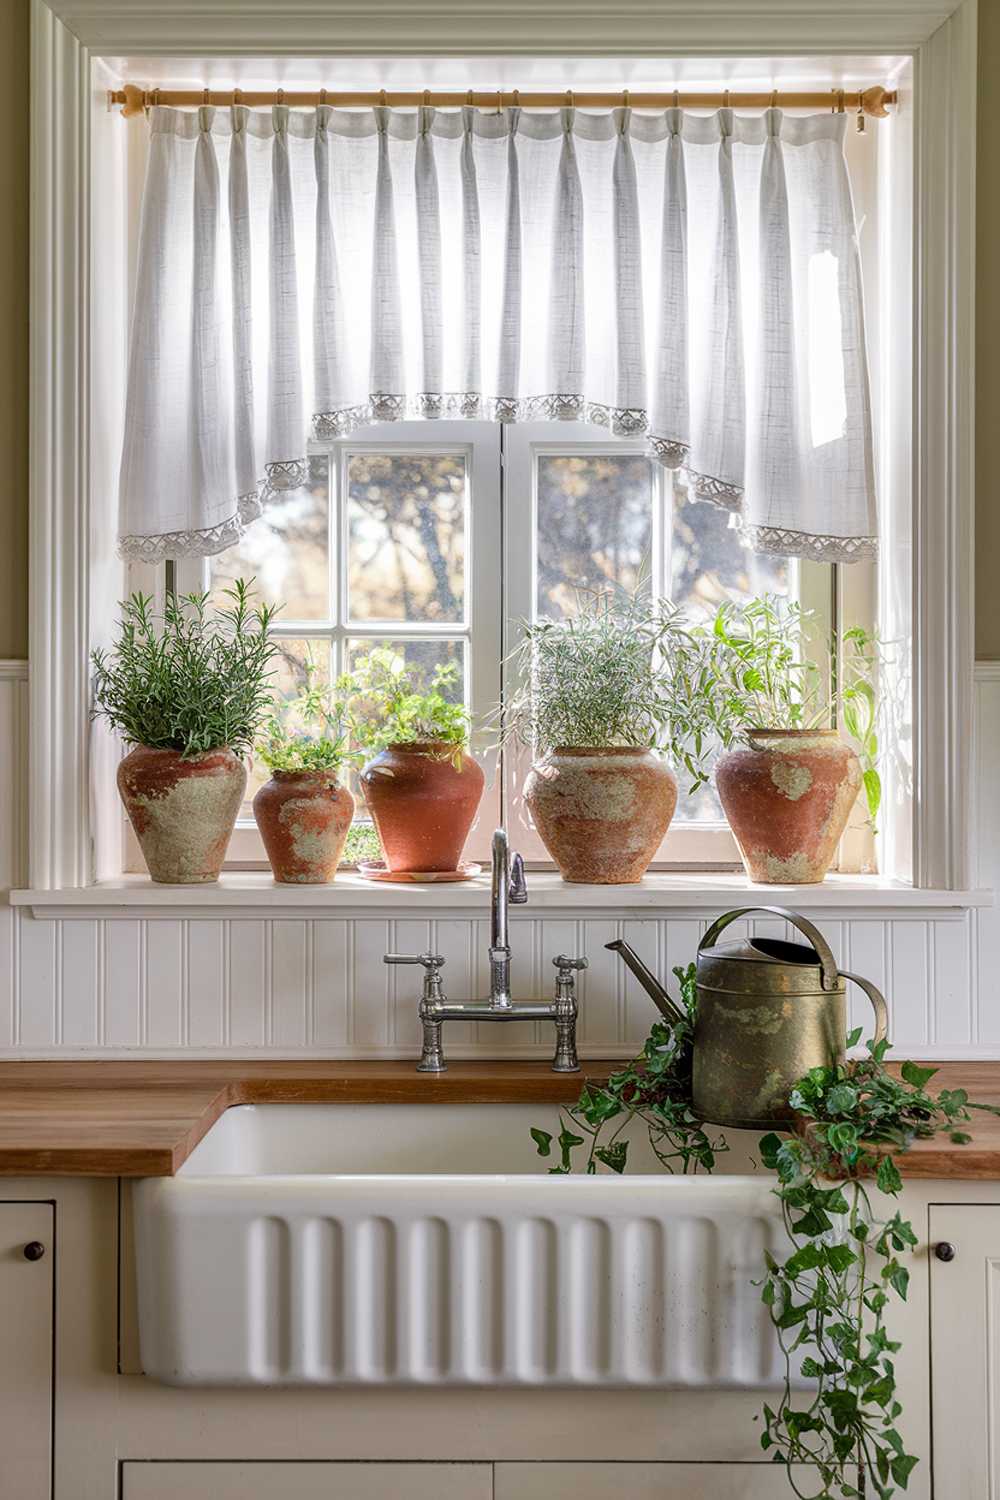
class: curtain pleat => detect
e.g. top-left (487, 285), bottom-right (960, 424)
top-left (312, 105), bottom-right (351, 437)
top-left (460, 105), bottom-right (482, 410)
top-left (266, 106), bottom-right (304, 489)
top-left (688, 109), bottom-right (745, 510)
top-left (118, 104), bottom-right (878, 563)
top-left (650, 107), bottom-right (689, 469)
top-left (415, 105), bottom-right (444, 412)
top-left (548, 106), bottom-right (585, 410)
top-left (369, 106), bottom-right (404, 417)
top-left (494, 107), bottom-right (522, 418)
top-left (611, 107), bottom-right (645, 434)
top-left (228, 108), bottom-right (258, 513)
top-left (747, 110), bottom-right (801, 531)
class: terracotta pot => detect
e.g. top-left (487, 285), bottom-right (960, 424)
top-left (359, 742), bottom-right (485, 872)
top-left (117, 745), bottom-right (246, 884)
top-left (715, 728), bottom-right (862, 884)
top-left (253, 769), bottom-right (356, 885)
top-left (523, 746), bottom-right (678, 884)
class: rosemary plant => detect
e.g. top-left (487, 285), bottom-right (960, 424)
top-left (502, 592), bottom-right (687, 752)
top-left (90, 581), bottom-right (278, 759)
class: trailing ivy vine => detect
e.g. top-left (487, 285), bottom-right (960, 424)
top-left (529, 969), bottom-right (997, 1500)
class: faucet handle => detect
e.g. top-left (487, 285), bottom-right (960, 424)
top-left (384, 951), bottom-right (445, 970)
top-left (508, 852), bottom-right (528, 905)
top-left (553, 954), bottom-right (588, 972)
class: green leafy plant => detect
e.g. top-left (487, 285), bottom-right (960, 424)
top-left (669, 596), bottom-right (884, 826)
top-left (529, 964), bottom-right (727, 1176)
top-left (257, 653), bottom-right (355, 774)
top-left (340, 646), bottom-right (469, 756)
top-left (529, 988), bottom-right (996, 1500)
top-left (502, 591), bottom-right (688, 752)
top-left (90, 581), bottom-right (278, 758)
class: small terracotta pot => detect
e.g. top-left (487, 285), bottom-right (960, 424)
top-left (715, 728), bottom-right (862, 884)
top-left (253, 769), bottom-right (356, 885)
top-left (523, 746), bottom-right (678, 884)
top-left (359, 742), bottom-right (484, 873)
top-left (117, 745), bottom-right (246, 884)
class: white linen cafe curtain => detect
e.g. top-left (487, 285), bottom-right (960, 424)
top-left (118, 103), bottom-right (877, 563)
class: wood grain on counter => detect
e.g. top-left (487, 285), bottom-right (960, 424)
top-left (1, 1060), bottom-right (999, 1178)
top-left (0, 1060), bottom-right (616, 1176)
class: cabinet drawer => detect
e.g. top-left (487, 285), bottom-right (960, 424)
top-left (495, 1463), bottom-right (806, 1499)
top-left (0, 1201), bottom-right (53, 1500)
top-left (122, 1462), bottom-right (492, 1499)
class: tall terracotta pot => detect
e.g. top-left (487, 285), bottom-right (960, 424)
top-left (523, 746), bottom-right (677, 884)
top-left (715, 728), bottom-right (862, 884)
top-left (253, 769), bottom-right (355, 885)
top-left (360, 741), bottom-right (484, 872)
top-left (117, 745), bottom-right (246, 884)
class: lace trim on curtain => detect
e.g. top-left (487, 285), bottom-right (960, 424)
top-left (117, 461), bottom-right (304, 561)
top-left (737, 520), bottom-right (878, 563)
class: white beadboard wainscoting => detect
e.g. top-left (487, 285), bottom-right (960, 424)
top-left (0, 660), bottom-right (996, 1061)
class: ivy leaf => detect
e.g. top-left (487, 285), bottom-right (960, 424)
top-left (900, 1060), bottom-right (938, 1089)
top-left (876, 1155), bottom-right (903, 1195)
top-left (890, 1452), bottom-right (919, 1488)
top-left (529, 1127), bottom-right (552, 1158)
top-left (594, 1141), bottom-right (629, 1174)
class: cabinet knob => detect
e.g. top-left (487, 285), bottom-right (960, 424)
top-left (934, 1241), bottom-right (956, 1263)
top-left (22, 1241), bottom-right (45, 1262)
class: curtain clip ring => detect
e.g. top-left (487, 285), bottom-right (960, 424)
top-left (319, 87), bottom-right (327, 106)
top-left (566, 88), bottom-right (574, 111)
top-left (672, 88), bottom-right (680, 111)
top-left (770, 89), bottom-right (777, 110)
top-left (723, 88), bottom-right (730, 110)
top-left (202, 87), bottom-right (210, 108)
top-left (512, 87), bottom-right (519, 110)
top-left (495, 88), bottom-right (502, 115)
top-left (378, 88), bottom-right (387, 109)
top-left (423, 89), bottom-right (431, 109)
top-left (276, 87), bottom-right (284, 108)
top-left (856, 87), bottom-right (866, 133)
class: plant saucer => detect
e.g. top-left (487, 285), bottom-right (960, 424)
top-left (357, 860), bottom-right (482, 884)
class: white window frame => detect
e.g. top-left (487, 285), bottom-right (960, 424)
top-left (27, 0), bottom-right (976, 897)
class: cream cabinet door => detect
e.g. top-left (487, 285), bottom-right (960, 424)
top-left (495, 1465), bottom-right (805, 1498)
top-left (930, 1203), bottom-right (1000, 1497)
top-left (122, 1462), bottom-right (492, 1499)
top-left (0, 1202), bottom-right (53, 1499)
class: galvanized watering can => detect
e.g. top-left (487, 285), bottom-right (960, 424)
top-left (607, 905), bottom-right (888, 1130)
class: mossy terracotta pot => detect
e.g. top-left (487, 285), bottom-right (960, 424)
top-left (523, 746), bottom-right (677, 884)
top-left (253, 770), bottom-right (355, 885)
top-left (117, 745), bottom-right (246, 884)
top-left (715, 728), bottom-right (862, 884)
top-left (360, 741), bottom-right (484, 873)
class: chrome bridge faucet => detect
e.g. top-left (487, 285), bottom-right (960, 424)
top-left (385, 829), bottom-right (585, 1074)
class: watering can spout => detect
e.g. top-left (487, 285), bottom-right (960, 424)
top-left (604, 940), bottom-right (687, 1028)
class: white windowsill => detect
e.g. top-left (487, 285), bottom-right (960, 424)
top-left (9, 872), bottom-right (993, 920)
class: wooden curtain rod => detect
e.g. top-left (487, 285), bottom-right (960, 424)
top-left (113, 84), bottom-right (896, 119)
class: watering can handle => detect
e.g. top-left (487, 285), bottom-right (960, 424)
top-left (839, 971), bottom-right (889, 1046)
top-left (699, 905), bottom-right (841, 991)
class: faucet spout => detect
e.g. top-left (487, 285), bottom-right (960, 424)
top-left (489, 828), bottom-right (527, 1008)
top-left (604, 939), bottom-right (687, 1027)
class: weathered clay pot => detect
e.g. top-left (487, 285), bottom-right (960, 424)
top-left (715, 728), bottom-right (862, 884)
top-left (360, 741), bottom-right (485, 872)
top-left (253, 770), bottom-right (356, 884)
top-left (117, 745), bottom-right (246, 884)
top-left (523, 746), bottom-right (678, 884)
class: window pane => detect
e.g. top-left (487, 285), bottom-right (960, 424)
top-left (345, 637), bottom-right (467, 748)
top-left (536, 454), bottom-right (653, 618)
top-left (347, 453), bottom-right (467, 623)
top-left (670, 488), bottom-right (788, 617)
top-left (243, 637), bottom-right (332, 811)
top-left (210, 455), bottom-right (330, 620)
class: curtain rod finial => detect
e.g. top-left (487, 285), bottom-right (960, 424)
top-left (120, 82), bottom-right (146, 118)
top-left (860, 84), bottom-right (894, 118)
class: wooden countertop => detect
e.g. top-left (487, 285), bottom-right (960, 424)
top-left (0, 1060), bottom-right (999, 1178)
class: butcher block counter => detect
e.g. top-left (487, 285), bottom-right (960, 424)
top-left (0, 1059), bottom-right (998, 1177)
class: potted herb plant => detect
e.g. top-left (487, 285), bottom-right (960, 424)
top-left (345, 647), bottom-right (483, 874)
top-left (672, 596), bottom-right (881, 884)
top-left (91, 582), bottom-right (277, 884)
top-left (503, 593), bottom-right (684, 883)
top-left (253, 658), bottom-right (357, 884)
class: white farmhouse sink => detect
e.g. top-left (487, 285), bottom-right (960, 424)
top-left (133, 1103), bottom-right (789, 1389)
